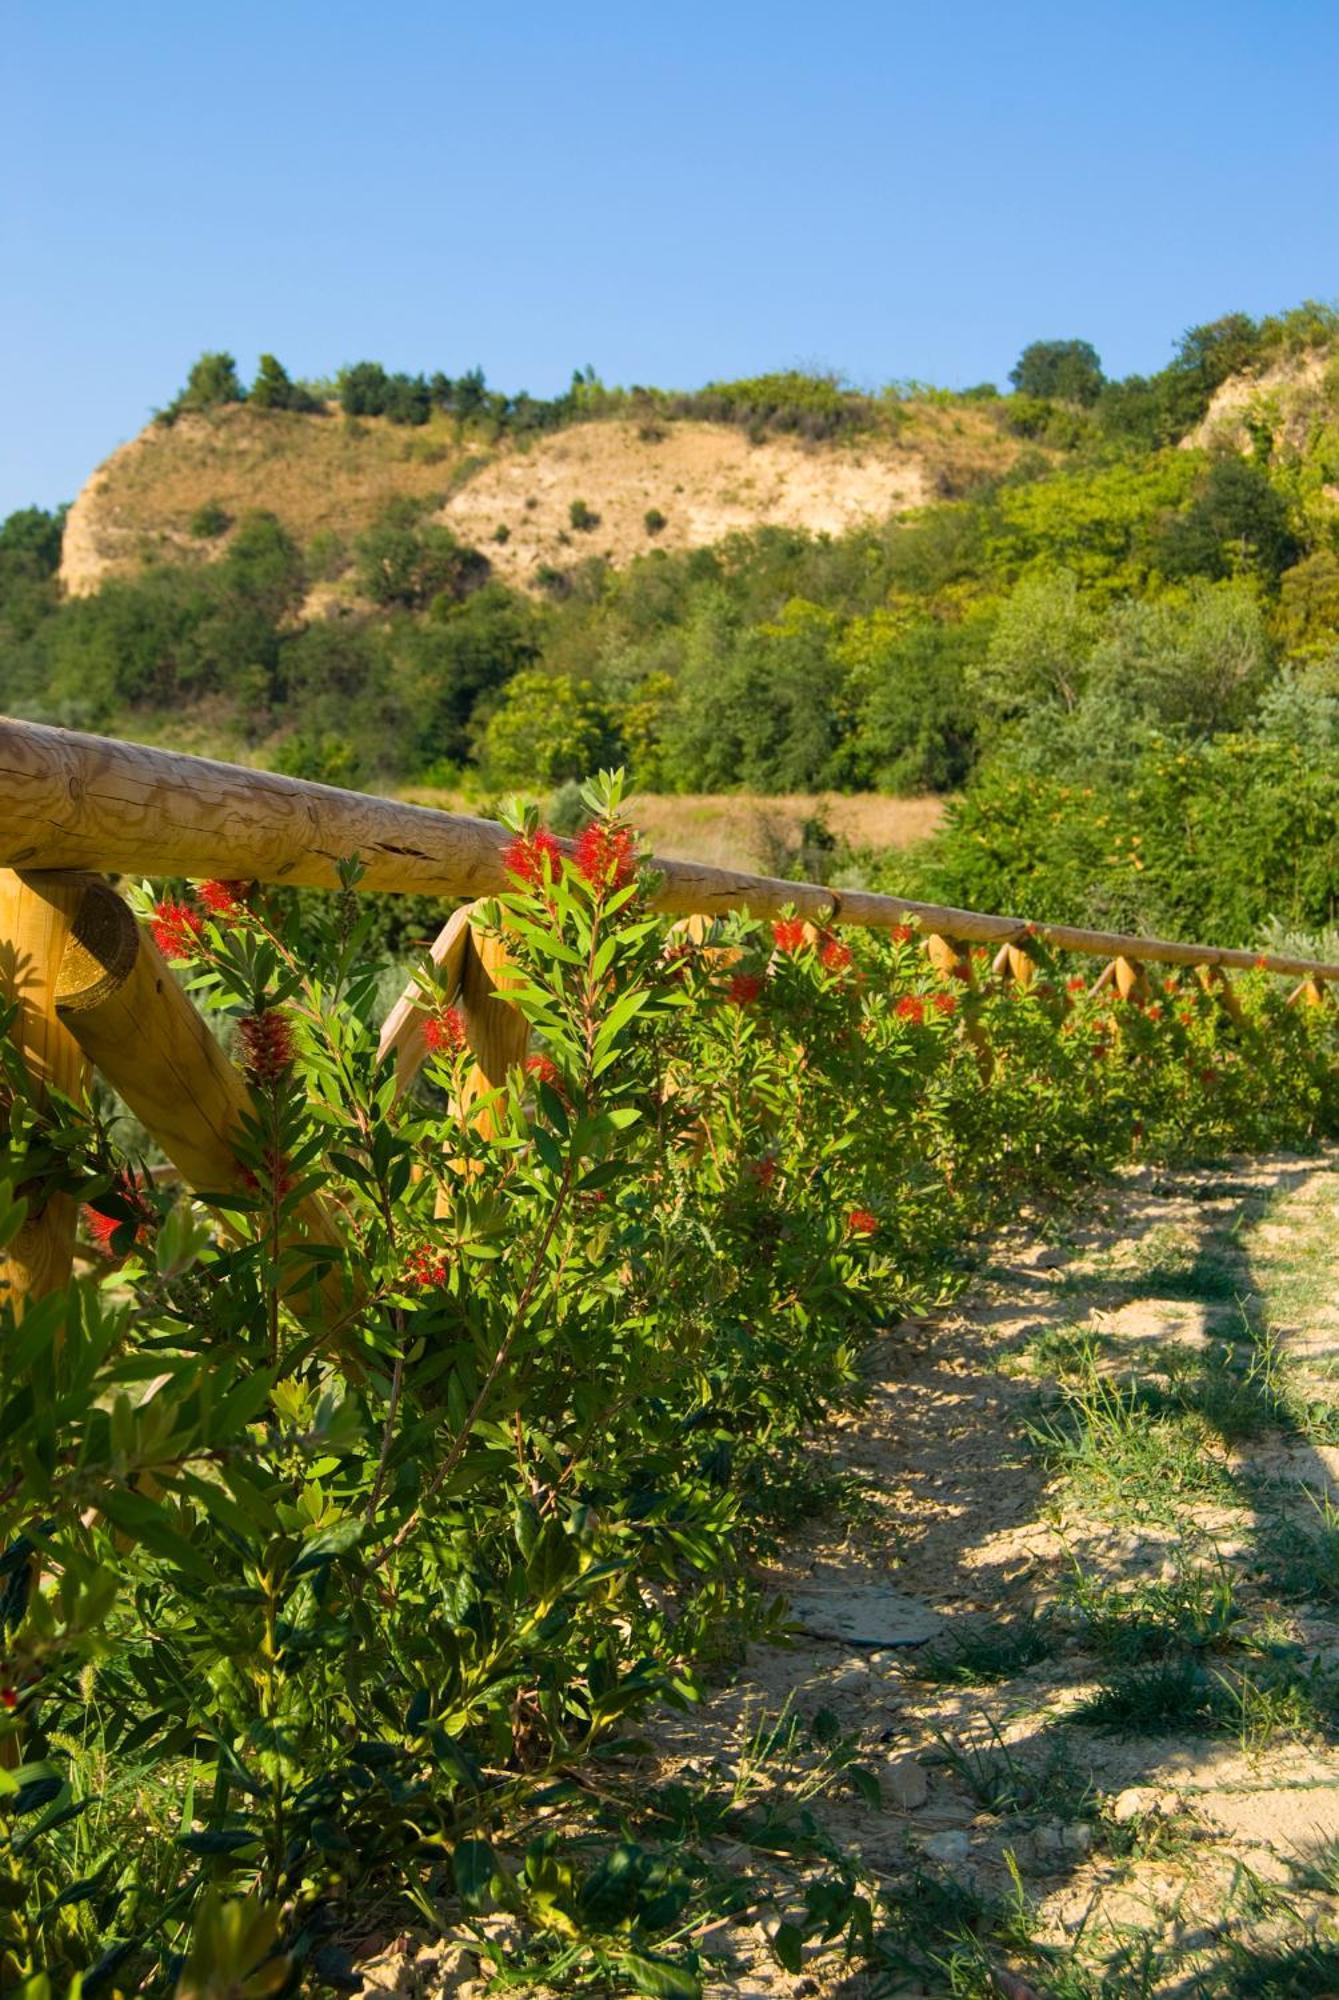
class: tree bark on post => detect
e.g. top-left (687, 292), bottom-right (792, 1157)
top-left (0, 869), bottom-right (94, 1313)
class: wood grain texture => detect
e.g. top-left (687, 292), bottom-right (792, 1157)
top-left (0, 869), bottom-right (90, 1310)
top-left (4, 716), bottom-right (1339, 981)
top-left (455, 921), bottom-right (531, 1142)
top-left (377, 901), bottom-right (473, 1097)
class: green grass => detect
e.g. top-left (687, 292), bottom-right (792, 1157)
top-left (932, 1718), bottom-right (1096, 1820)
top-left (904, 1618), bottom-right (1056, 1686)
top-left (1062, 1562), bottom-right (1244, 1664)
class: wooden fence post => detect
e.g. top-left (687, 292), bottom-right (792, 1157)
top-left (31, 875), bottom-right (358, 1331)
top-left (0, 869), bottom-right (94, 1313)
top-left (454, 918), bottom-right (531, 1143)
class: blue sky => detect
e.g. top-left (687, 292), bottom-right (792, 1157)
top-left (5, 0), bottom-right (1338, 515)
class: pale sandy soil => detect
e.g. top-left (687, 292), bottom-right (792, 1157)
top-left (59, 403), bottom-right (1020, 597)
top-left (436, 421), bottom-right (933, 584)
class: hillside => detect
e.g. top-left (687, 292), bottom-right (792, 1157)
top-left (59, 396), bottom-right (1021, 598)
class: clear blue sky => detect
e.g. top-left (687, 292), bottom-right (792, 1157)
top-left (5, 0), bottom-right (1338, 516)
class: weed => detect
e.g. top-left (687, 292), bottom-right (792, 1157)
top-left (1075, 1656), bottom-right (1237, 1733)
top-left (933, 1717), bottom-right (1097, 1819)
top-left (905, 1619), bottom-right (1055, 1686)
top-left (1062, 1561), bottom-right (1244, 1663)
top-left (1260, 1494), bottom-right (1339, 1604)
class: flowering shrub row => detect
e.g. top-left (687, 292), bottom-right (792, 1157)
top-left (2, 776), bottom-right (1336, 1990)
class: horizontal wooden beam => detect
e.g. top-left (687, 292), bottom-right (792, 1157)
top-left (3, 717), bottom-right (1338, 982)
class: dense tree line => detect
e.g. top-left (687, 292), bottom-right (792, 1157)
top-left (5, 301), bottom-right (1337, 940)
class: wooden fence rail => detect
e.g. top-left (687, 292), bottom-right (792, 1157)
top-left (2, 714), bottom-right (1336, 1317)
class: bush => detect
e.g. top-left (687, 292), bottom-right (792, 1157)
top-left (3, 780), bottom-right (1335, 1982)
top-left (569, 498), bottom-right (601, 533)
top-left (1009, 339), bottom-right (1105, 406)
top-left (249, 353), bottom-right (323, 414)
top-left (643, 508), bottom-right (667, 536)
top-left (477, 666), bottom-right (618, 785)
top-left (163, 350), bottom-right (246, 420)
top-left (189, 499), bottom-right (231, 539)
top-left (354, 499), bottom-right (490, 610)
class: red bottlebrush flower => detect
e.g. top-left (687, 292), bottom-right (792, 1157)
top-left (932, 991), bottom-right (957, 1017)
top-left (820, 936), bottom-right (853, 973)
top-left (573, 821), bottom-right (636, 892)
top-left (1163, 975), bottom-right (1181, 994)
top-left (238, 1009), bottom-right (295, 1083)
top-left (728, 971), bottom-right (763, 1006)
top-left (748, 1154), bottom-right (778, 1189)
top-left (890, 923), bottom-right (914, 944)
top-left (502, 828), bottom-right (563, 890)
top-left (84, 1207), bottom-right (122, 1256)
top-left (84, 1170), bottom-right (151, 1257)
top-left (0, 1685), bottom-right (15, 1711)
top-left (423, 1005), bottom-right (467, 1054)
top-left (895, 994), bottom-right (924, 1024)
top-left (847, 1207), bottom-right (878, 1237)
top-left (239, 1146), bottom-right (293, 1196)
top-left (1146, 1003), bottom-right (1163, 1022)
top-left (1200, 1066), bottom-right (1219, 1086)
top-left (198, 878), bottom-right (248, 916)
top-left (150, 899), bottom-right (204, 959)
top-left (1066, 975), bottom-right (1087, 995)
top-left (406, 1245), bottom-right (451, 1288)
top-left (949, 961), bottom-right (972, 984)
top-left (525, 1052), bottom-right (560, 1086)
top-left (1178, 1008), bottom-right (1195, 1027)
top-left (1254, 955), bottom-right (1269, 970)
top-left (771, 918), bottom-right (807, 955)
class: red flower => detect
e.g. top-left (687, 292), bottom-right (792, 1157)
top-left (748, 1154), bottom-right (778, 1189)
top-left (238, 1010), bottom-right (295, 1083)
top-left (1163, 975), bottom-right (1181, 994)
top-left (847, 1207), bottom-right (878, 1237)
top-left (932, 991), bottom-right (957, 1016)
top-left (1254, 955), bottom-right (1269, 970)
top-left (772, 918), bottom-right (807, 955)
top-left (525, 1052), bottom-right (560, 1086)
top-left (198, 878), bottom-right (248, 916)
top-left (1178, 1008), bottom-right (1195, 1026)
top-left (406, 1245), bottom-right (451, 1288)
top-left (573, 821), bottom-right (636, 892)
top-left (1146, 1003), bottom-right (1163, 1022)
top-left (423, 1005), bottom-right (467, 1054)
top-left (1200, 1066), bottom-right (1219, 1086)
top-left (895, 994), bottom-right (924, 1024)
top-left (502, 829), bottom-right (563, 890)
top-left (151, 900), bottom-right (204, 959)
top-left (239, 1146), bottom-right (293, 1196)
top-left (890, 924), bottom-right (915, 944)
top-left (728, 972), bottom-right (763, 1006)
top-left (84, 1171), bottom-right (151, 1257)
top-left (949, 961), bottom-right (972, 984)
top-left (820, 936), bottom-right (853, 973)
top-left (0, 1686), bottom-right (15, 1711)
top-left (1066, 975), bottom-right (1087, 994)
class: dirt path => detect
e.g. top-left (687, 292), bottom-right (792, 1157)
top-left (656, 1151), bottom-right (1339, 1996)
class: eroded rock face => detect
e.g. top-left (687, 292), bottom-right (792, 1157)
top-left (57, 399), bottom-right (1015, 598)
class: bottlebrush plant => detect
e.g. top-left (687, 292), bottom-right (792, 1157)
top-left (1, 773), bottom-right (1336, 1991)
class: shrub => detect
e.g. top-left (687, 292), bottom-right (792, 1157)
top-left (644, 508), bottom-right (667, 536)
top-left (1009, 338), bottom-right (1105, 406)
top-left (163, 350), bottom-right (246, 420)
top-left (2, 778), bottom-right (1335, 1982)
top-left (189, 499), bottom-right (231, 539)
top-left (249, 352), bottom-right (323, 414)
top-left (354, 499), bottom-right (489, 609)
top-left (569, 498), bottom-right (601, 532)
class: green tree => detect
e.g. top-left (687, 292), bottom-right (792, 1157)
top-left (1158, 458), bottom-right (1302, 585)
top-left (973, 568), bottom-right (1098, 719)
top-left (1009, 339), bottom-right (1105, 406)
top-left (168, 351), bottom-right (246, 417)
top-left (478, 667), bottom-right (618, 786)
top-left (354, 499), bottom-right (489, 609)
top-left (250, 354), bottom-right (322, 413)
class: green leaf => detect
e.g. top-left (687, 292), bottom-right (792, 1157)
top-left (770, 1922), bottom-right (805, 1974)
top-left (613, 1953), bottom-right (702, 1999)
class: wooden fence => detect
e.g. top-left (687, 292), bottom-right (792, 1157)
top-left (2, 714), bottom-right (1336, 1317)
